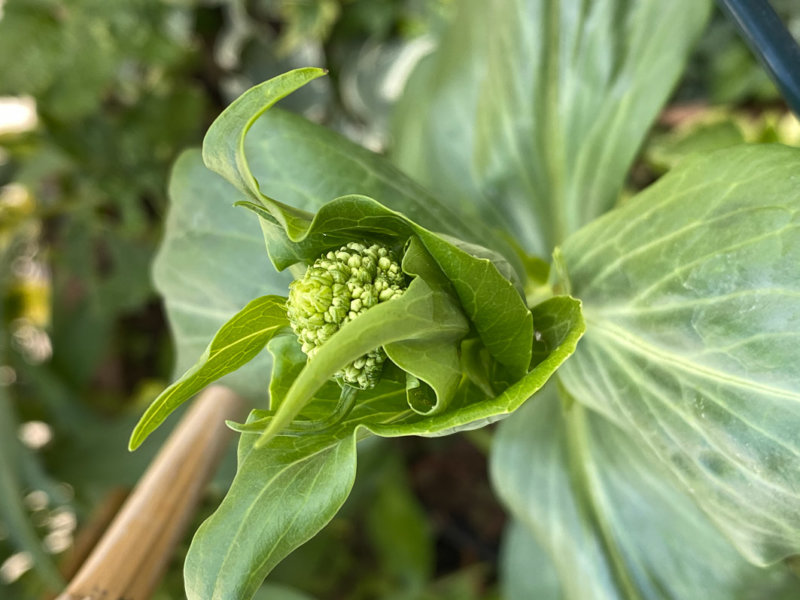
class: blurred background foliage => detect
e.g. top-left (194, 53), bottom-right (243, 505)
top-left (0, 1), bottom-right (799, 598)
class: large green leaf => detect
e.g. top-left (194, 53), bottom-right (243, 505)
top-left (557, 144), bottom-right (800, 564)
top-left (152, 150), bottom-right (291, 400)
top-left (491, 388), bottom-right (799, 599)
top-left (184, 372), bottom-right (412, 600)
top-left (203, 68), bottom-right (511, 260)
top-left (184, 430), bottom-right (358, 600)
top-left (391, 0), bottom-right (712, 255)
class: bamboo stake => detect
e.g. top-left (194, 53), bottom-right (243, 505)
top-left (58, 487), bottom-right (129, 582)
top-left (55, 385), bottom-right (245, 600)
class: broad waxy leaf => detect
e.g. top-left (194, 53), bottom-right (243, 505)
top-left (491, 388), bottom-right (799, 600)
top-left (203, 67), bottom-right (505, 256)
top-left (129, 295), bottom-right (289, 450)
top-left (184, 430), bottom-right (357, 600)
top-left (184, 379), bottom-right (411, 600)
top-left (557, 145), bottom-right (800, 564)
top-left (392, 0), bottom-right (712, 255)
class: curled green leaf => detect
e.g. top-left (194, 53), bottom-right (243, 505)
top-left (201, 67), bottom-right (326, 237)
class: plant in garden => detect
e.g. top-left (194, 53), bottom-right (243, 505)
top-left (131, 1), bottom-right (800, 598)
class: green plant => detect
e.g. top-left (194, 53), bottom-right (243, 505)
top-left (131, 1), bottom-right (800, 598)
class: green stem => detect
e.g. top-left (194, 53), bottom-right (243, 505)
top-left (563, 401), bottom-right (642, 600)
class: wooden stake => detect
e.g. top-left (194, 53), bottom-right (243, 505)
top-left (55, 385), bottom-right (245, 600)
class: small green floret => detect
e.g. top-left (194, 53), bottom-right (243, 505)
top-left (287, 241), bottom-right (406, 389)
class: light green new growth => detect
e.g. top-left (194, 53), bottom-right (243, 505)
top-left (286, 241), bottom-right (407, 389)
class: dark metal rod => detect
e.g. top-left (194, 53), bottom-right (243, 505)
top-left (718, 0), bottom-right (800, 116)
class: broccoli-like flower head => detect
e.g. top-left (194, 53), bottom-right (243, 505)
top-left (286, 241), bottom-right (407, 389)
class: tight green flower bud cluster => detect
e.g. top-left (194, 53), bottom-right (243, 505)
top-left (286, 241), bottom-right (406, 389)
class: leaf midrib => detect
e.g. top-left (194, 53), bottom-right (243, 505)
top-left (564, 401), bottom-right (643, 600)
top-left (211, 438), bottom-right (349, 599)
